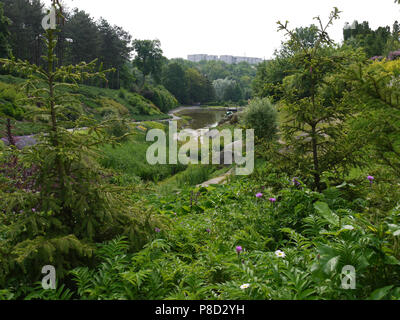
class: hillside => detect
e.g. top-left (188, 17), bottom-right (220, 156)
top-left (0, 74), bottom-right (176, 137)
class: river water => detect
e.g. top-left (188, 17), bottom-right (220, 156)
top-left (172, 107), bottom-right (228, 130)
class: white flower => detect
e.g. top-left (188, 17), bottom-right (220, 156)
top-left (240, 283), bottom-right (250, 290)
top-left (342, 225), bottom-right (355, 230)
top-left (275, 250), bottom-right (286, 258)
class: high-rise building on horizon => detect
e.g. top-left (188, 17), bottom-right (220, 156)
top-left (187, 54), bottom-right (263, 65)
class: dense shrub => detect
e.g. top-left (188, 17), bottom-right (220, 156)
top-left (0, 82), bottom-right (26, 120)
top-left (97, 98), bottom-right (129, 117)
top-left (242, 97), bottom-right (278, 141)
top-left (141, 84), bottom-right (178, 113)
top-left (126, 92), bottom-right (160, 116)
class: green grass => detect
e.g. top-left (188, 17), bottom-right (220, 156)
top-left (99, 119), bottom-right (232, 187)
top-left (99, 124), bottom-right (186, 183)
top-left (0, 119), bottom-right (46, 136)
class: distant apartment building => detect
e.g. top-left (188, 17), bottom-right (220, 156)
top-left (206, 55), bottom-right (218, 61)
top-left (234, 56), bottom-right (249, 63)
top-left (187, 54), bottom-right (209, 63)
top-left (247, 57), bottom-right (263, 64)
top-left (187, 54), bottom-right (263, 65)
top-left (219, 55), bottom-right (236, 64)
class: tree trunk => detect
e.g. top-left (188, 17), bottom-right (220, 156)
top-left (47, 29), bottom-right (66, 199)
top-left (6, 118), bottom-right (15, 147)
top-left (141, 74), bottom-right (147, 90)
top-left (311, 123), bottom-right (321, 192)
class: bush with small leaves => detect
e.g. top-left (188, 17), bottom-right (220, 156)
top-left (242, 97), bottom-right (278, 141)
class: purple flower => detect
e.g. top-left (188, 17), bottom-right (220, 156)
top-left (256, 193), bottom-right (263, 198)
top-left (269, 198), bottom-right (277, 203)
top-left (367, 176), bottom-right (374, 185)
top-left (370, 56), bottom-right (383, 61)
top-left (388, 51), bottom-right (400, 61)
top-left (292, 177), bottom-right (300, 186)
top-left (236, 246), bottom-right (243, 254)
top-left (155, 227), bottom-right (161, 233)
top-left (206, 228), bottom-right (211, 233)
top-left (32, 208), bottom-right (36, 212)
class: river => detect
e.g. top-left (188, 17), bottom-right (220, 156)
top-left (170, 107), bottom-right (229, 129)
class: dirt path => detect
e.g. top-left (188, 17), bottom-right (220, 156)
top-left (196, 168), bottom-right (234, 188)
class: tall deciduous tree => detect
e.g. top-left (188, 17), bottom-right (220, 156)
top-left (132, 39), bottom-right (164, 88)
top-left (223, 80), bottom-right (242, 102)
top-left (185, 67), bottom-right (215, 104)
top-left (162, 62), bottom-right (188, 104)
top-left (213, 78), bottom-right (235, 101)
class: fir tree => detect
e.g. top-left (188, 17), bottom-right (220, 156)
top-left (0, 1), bottom-right (155, 287)
top-left (276, 8), bottom-right (364, 191)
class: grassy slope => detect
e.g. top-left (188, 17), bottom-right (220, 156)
top-left (0, 74), bottom-right (171, 136)
top-left (99, 122), bottom-right (186, 183)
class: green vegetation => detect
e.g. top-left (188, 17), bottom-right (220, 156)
top-left (100, 123), bottom-right (186, 183)
top-left (0, 4), bottom-right (159, 292)
top-left (343, 20), bottom-right (398, 58)
top-left (242, 98), bottom-right (278, 141)
top-left (132, 39), bottom-right (164, 88)
top-left (0, 74), bottom-right (174, 136)
top-left (0, 2), bottom-right (400, 301)
top-left (0, 2), bottom-right (11, 59)
top-left (33, 174), bottom-right (400, 300)
top-left (194, 60), bottom-right (256, 102)
top-left (162, 59), bottom-right (256, 105)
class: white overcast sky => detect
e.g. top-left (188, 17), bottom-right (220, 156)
top-left (43, 0), bottom-right (400, 59)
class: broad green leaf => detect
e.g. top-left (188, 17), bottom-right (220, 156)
top-left (314, 202), bottom-right (339, 227)
top-left (384, 255), bottom-right (400, 265)
top-left (369, 285), bottom-right (394, 300)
